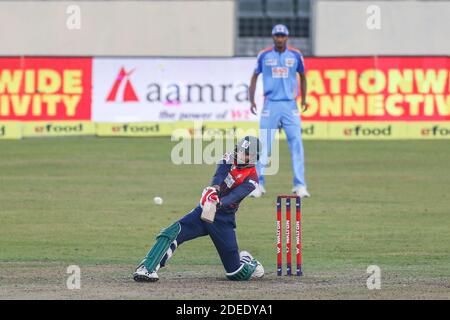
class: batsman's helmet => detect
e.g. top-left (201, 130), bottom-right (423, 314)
top-left (234, 136), bottom-right (261, 168)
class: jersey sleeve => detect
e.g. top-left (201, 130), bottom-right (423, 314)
top-left (219, 178), bottom-right (257, 207)
top-left (211, 163), bottom-right (232, 187)
top-left (296, 52), bottom-right (305, 74)
top-left (254, 53), bottom-right (263, 75)
top-left (211, 154), bottom-right (233, 186)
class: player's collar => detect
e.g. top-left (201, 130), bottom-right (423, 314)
top-left (273, 45), bottom-right (287, 54)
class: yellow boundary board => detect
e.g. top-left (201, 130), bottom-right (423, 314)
top-left (1, 121), bottom-right (449, 139)
top-left (0, 121), bottom-right (22, 140)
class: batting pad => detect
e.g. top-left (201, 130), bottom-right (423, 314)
top-left (143, 222), bottom-right (181, 272)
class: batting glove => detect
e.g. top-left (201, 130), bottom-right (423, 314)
top-left (200, 186), bottom-right (219, 208)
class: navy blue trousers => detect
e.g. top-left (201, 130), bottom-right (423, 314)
top-left (161, 205), bottom-right (241, 273)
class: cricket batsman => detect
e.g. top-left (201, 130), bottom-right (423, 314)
top-left (249, 24), bottom-right (310, 198)
top-left (133, 136), bottom-right (265, 282)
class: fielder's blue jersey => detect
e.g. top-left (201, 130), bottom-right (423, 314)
top-left (211, 153), bottom-right (259, 215)
top-left (254, 46), bottom-right (305, 101)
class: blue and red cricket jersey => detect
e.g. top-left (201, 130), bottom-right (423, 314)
top-left (211, 153), bottom-right (259, 215)
top-left (163, 153), bottom-right (259, 274)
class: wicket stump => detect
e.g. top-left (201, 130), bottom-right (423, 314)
top-left (276, 195), bottom-right (302, 276)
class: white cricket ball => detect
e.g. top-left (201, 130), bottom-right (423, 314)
top-left (153, 196), bottom-right (163, 205)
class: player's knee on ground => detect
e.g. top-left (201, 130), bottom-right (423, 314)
top-left (217, 247), bottom-right (240, 274)
top-left (142, 222), bottom-right (181, 272)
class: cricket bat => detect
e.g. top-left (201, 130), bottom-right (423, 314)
top-left (201, 200), bottom-right (217, 223)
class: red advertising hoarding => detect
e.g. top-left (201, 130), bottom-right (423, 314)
top-left (300, 56), bottom-right (450, 121)
top-left (0, 57), bottom-right (92, 121)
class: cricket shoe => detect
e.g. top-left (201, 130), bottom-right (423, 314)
top-left (249, 184), bottom-right (266, 198)
top-left (239, 250), bottom-right (264, 278)
top-left (292, 186), bottom-right (310, 198)
top-left (133, 264), bottom-right (159, 282)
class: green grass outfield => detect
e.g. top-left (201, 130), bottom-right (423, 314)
top-left (0, 138), bottom-right (449, 298)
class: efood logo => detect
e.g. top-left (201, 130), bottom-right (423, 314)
top-left (301, 125), bottom-right (315, 136)
top-left (187, 125), bottom-right (239, 138)
top-left (34, 124), bottom-right (84, 134)
top-left (107, 67), bottom-right (139, 102)
top-left (344, 125), bottom-right (392, 137)
top-left (421, 126), bottom-right (450, 137)
top-left (111, 124), bottom-right (160, 133)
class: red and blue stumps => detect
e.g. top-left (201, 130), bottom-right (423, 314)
top-left (276, 196), bottom-right (282, 276)
top-left (295, 196), bottom-right (303, 276)
top-left (277, 195), bottom-right (302, 276)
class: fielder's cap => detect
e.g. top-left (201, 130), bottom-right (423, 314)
top-left (272, 24), bottom-right (289, 36)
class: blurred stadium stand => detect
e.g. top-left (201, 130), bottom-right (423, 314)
top-left (237, 0), bottom-right (311, 56)
top-left (0, 0), bottom-right (449, 57)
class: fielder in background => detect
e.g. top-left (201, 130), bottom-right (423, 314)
top-left (249, 24), bottom-right (310, 198)
top-left (133, 136), bottom-right (265, 282)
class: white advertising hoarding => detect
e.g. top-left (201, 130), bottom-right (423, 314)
top-left (93, 58), bottom-right (264, 122)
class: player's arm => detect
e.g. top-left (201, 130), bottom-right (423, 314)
top-left (250, 53), bottom-right (263, 115)
top-left (210, 154), bottom-right (233, 190)
top-left (210, 163), bottom-right (230, 191)
top-left (219, 179), bottom-right (257, 207)
top-left (296, 52), bottom-right (307, 111)
top-left (199, 156), bottom-right (231, 211)
top-left (299, 72), bottom-right (307, 111)
top-left (200, 155), bottom-right (233, 222)
top-left (249, 73), bottom-right (259, 115)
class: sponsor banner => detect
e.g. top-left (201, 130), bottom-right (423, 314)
top-left (174, 121), bottom-right (259, 139)
top-left (5, 120), bottom-right (449, 139)
top-left (92, 58), bottom-right (262, 123)
top-left (300, 122), bottom-right (328, 139)
top-left (329, 122), bottom-right (404, 139)
top-left (0, 57), bottom-right (92, 121)
top-left (93, 57), bottom-right (450, 124)
top-left (96, 122), bottom-right (173, 137)
top-left (328, 122), bottom-right (450, 139)
top-left (23, 121), bottom-right (95, 137)
top-left (176, 121), bottom-right (327, 139)
top-left (0, 121), bottom-right (21, 139)
top-left (407, 122), bottom-right (450, 139)
top-left (302, 57), bottom-right (450, 122)
top-left (94, 121), bottom-right (329, 139)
